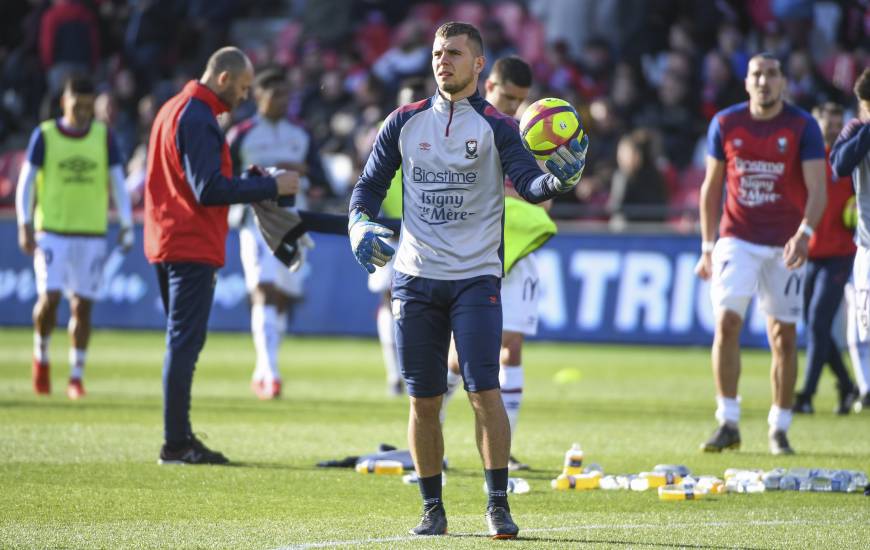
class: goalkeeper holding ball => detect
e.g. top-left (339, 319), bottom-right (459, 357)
top-left (348, 21), bottom-right (588, 539)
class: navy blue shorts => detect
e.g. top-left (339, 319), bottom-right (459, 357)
top-left (392, 272), bottom-right (502, 398)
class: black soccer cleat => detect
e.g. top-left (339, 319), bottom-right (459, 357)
top-left (409, 503), bottom-right (447, 536)
top-left (158, 435), bottom-right (230, 465)
top-left (836, 387), bottom-right (859, 415)
top-left (486, 504), bottom-right (519, 539)
top-left (508, 454), bottom-right (530, 472)
top-left (700, 423), bottom-right (741, 452)
top-left (792, 392), bottom-right (814, 414)
top-left (768, 430), bottom-right (795, 455)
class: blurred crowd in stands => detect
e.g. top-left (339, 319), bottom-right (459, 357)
top-left (0, 0), bottom-right (867, 228)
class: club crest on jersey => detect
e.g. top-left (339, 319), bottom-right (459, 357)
top-left (777, 136), bottom-right (788, 153)
top-left (465, 139), bottom-right (478, 159)
top-left (732, 138), bottom-right (743, 148)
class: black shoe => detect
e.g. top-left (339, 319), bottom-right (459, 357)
top-left (855, 393), bottom-right (870, 414)
top-left (158, 435), bottom-right (229, 465)
top-left (486, 504), bottom-right (519, 539)
top-left (409, 503), bottom-right (447, 536)
top-left (768, 429), bottom-right (795, 455)
top-left (700, 424), bottom-right (741, 452)
top-left (793, 393), bottom-right (814, 414)
top-left (836, 387), bottom-right (859, 415)
top-left (508, 455), bottom-right (530, 472)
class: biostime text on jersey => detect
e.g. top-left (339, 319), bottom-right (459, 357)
top-left (734, 157), bottom-right (785, 207)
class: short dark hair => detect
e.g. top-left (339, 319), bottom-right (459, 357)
top-left (490, 55), bottom-right (532, 88)
top-left (855, 68), bottom-right (870, 101)
top-left (254, 68), bottom-right (287, 90)
top-left (63, 74), bottom-right (95, 96)
top-left (812, 101), bottom-right (844, 118)
top-left (748, 52), bottom-right (782, 73)
top-left (435, 21), bottom-right (484, 57)
top-left (205, 46), bottom-right (250, 77)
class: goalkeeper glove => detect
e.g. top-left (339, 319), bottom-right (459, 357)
top-left (546, 133), bottom-right (589, 192)
top-left (349, 210), bottom-right (395, 274)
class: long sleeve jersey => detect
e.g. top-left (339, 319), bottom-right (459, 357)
top-left (831, 119), bottom-right (870, 247)
top-left (350, 90), bottom-right (564, 280)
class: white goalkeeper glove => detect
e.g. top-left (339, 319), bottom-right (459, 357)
top-left (349, 210), bottom-right (395, 274)
top-left (546, 133), bottom-right (589, 192)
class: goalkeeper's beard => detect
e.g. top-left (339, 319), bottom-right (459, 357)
top-left (441, 74), bottom-right (474, 95)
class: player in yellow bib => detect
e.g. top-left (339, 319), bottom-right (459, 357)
top-left (441, 56), bottom-right (556, 471)
top-left (15, 75), bottom-right (133, 399)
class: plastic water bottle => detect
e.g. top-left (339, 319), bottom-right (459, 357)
top-left (658, 483), bottom-right (705, 501)
top-left (762, 468), bottom-right (786, 490)
top-left (563, 443), bottom-right (584, 476)
top-left (847, 470), bottom-right (868, 492)
top-left (725, 478), bottom-right (764, 493)
top-left (599, 475), bottom-right (620, 490)
top-left (630, 477), bottom-right (650, 491)
top-left (779, 474), bottom-right (800, 491)
top-left (638, 471), bottom-right (682, 489)
top-left (583, 462), bottom-right (604, 475)
top-left (551, 471), bottom-right (600, 491)
top-left (696, 476), bottom-right (725, 494)
top-left (355, 459), bottom-right (404, 475)
top-left (654, 464), bottom-right (691, 477)
top-left (483, 478), bottom-right (530, 494)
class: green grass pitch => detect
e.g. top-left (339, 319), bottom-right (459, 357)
top-left (1, 328), bottom-right (868, 549)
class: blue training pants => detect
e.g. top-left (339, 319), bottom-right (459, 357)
top-left (156, 262), bottom-right (217, 446)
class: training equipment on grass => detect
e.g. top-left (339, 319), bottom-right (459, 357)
top-left (519, 97), bottom-right (584, 160)
top-left (355, 459), bottom-right (403, 475)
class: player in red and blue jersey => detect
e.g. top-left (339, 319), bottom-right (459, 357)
top-left (695, 53), bottom-right (827, 455)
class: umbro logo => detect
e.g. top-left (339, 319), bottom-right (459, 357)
top-left (732, 138), bottom-right (743, 148)
top-left (419, 142), bottom-right (431, 151)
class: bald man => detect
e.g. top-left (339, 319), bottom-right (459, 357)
top-left (145, 47), bottom-right (299, 464)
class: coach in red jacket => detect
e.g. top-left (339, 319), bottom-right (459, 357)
top-left (145, 47), bottom-right (298, 465)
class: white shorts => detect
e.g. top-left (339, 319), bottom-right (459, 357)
top-left (367, 238), bottom-right (399, 294)
top-left (710, 236), bottom-right (805, 323)
top-left (852, 245), bottom-right (870, 342)
top-left (239, 224), bottom-right (306, 297)
top-left (502, 254), bottom-right (540, 336)
top-left (34, 232), bottom-right (107, 300)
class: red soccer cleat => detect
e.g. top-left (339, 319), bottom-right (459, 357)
top-left (32, 359), bottom-right (50, 395)
top-left (66, 378), bottom-right (85, 400)
top-left (254, 379), bottom-right (282, 400)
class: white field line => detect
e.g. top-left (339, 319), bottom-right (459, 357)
top-left (275, 518), bottom-right (830, 549)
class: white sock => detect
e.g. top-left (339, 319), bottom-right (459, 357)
top-left (377, 304), bottom-right (400, 385)
top-left (34, 333), bottom-right (50, 364)
top-left (439, 370), bottom-right (464, 425)
top-left (499, 365), bottom-right (524, 435)
top-left (68, 348), bottom-right (86, 380)
top-left (768, 405), bottom-right (792, 432)
top-left (251, 304), bottom-right (281, 382)
top-left (846, 298), bottom-right (870, 395)
top-left (715, 396), bottom-right (741, 426)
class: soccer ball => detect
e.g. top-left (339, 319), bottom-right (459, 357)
top-left (519, 98), bottom-right (584, 160)
top-left (843, 195), bottom-right (857, 230)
